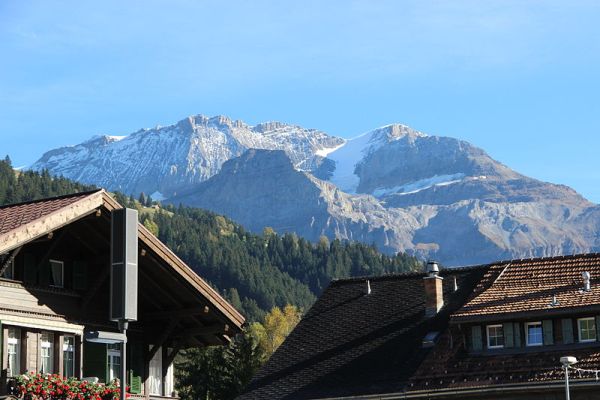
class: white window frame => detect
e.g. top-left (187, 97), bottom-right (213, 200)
top-left (7, 328), bottom-right (21, 377)
top-left (1, 258), bottom-right (15, 280)
top-left (486, 324), bottom-right (504, 349)
top-left (62, 335), bottom-right (76, 378)
top-left (107, 343), bottom-right (122, 383)
top-left (40, 332), bottom-right (54, 374)
top-left (525, 321), bottom-right (543, 346)
top-left (49, 259), bottom-right (64, 288)
top-left (578, 317), bottom-right (597, 343)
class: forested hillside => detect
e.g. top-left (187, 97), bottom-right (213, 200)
top-left (0, 156), bottom-right (423, 321)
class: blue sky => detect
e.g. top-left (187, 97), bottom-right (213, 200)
top-left (1, 1), bottom-right (599, 202)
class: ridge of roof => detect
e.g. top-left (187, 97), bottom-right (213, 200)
top-left (0, 188), bottom-right (102, 210)
top-left (329, 264), bottom-right (491, 286)
top-left (458, 252), bottom-right (600, 270)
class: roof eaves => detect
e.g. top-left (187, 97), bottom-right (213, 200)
top-left (0, 190), bottom-right (104, 253)
top-left (451, 304), bottom-right (600, 324)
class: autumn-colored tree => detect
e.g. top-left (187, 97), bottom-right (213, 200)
top-left (252, 304), bottom-right (302, 359)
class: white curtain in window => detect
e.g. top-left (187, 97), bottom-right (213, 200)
top-left (7, 328), bottom-right (20, 377)
top-left (41, 332), bottom-right (54, 374)
top-left (50, 260), bottom-right (63, 287)
top-left (164, 354), bottom-right (174, 397)
top-left (148, 346), bottom-right (163, 395)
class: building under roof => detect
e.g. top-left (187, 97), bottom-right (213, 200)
top-left (240, 254), bottom-right (600, 399)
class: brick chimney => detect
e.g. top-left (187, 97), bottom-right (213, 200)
top-left (424, 261), bottom-right (444, 317)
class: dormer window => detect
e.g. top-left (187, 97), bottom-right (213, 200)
top-left (578, 317), bottom-right (597, 342)
top-left (486, 324), bottom-right (504, 349)
top-left (525, 322), bottom-right (543, 346)
top-left (49, 259), bottom-right (64, 288)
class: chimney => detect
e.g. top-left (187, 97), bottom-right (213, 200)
top-left (424, 261), bottom-right (444, 317)
top-left (583, 271), bottom-right (591, 292)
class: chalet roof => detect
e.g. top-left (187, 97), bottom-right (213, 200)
top-left (0, 190), bottom-right (99, 236)
top-left (452, 253), bottom-right (600, 322)
top-left (239, 267), bottom-right (487, 400)
top-left (0, 189), bottom-right (244, 331)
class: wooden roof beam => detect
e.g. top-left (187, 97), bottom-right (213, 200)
top-left (143, 306), bottom-right (210, 321)
top-left (148, 318), bottom-right (180, 361)
top-left (176, 323), bottom-right (230, 338)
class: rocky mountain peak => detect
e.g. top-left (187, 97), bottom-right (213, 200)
top-left (30, 113), bottom-right (600, 266)
top-left (253, 121), bottom-right (291, 133)
top-left (380, 123), bottom-right (427, 142)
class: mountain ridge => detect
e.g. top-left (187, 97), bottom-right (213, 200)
top-left (30, 113), bottom-right (600, 266)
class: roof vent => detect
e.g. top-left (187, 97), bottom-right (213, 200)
top-left (583, 271), bottom-right (591, 292)
top-left (549, 294), bottom-right (560, 307)
top-left (453, 276), bottom-right (458, 292)
top-left (365, 279), bottom-right (372, 295)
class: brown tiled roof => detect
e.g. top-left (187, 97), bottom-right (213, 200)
top-left (0, 190), bottom-right (101, 236)
top-left (239, 267), bottom-right (487, 399)
top-left (452, 254), bottom-right (600, 321)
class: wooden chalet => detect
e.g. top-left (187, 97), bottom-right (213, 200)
top-left (0, 189), bottom-right (244, 399)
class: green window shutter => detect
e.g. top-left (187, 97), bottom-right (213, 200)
top-left (513, 323), bottom-right (521, 347)
top-left (543, 320), bottom-right (554, 345)
top-left (471, 325), bottom-right (483, 351)
top-left (129, 371), bottom-right (142, 394)
top-left (23, 254), bottom-right (36, 284)
top-left (562, 319), bottom-right (574, 344)
top-left (83, 342), bottom-right (107, 383)
top-left (73, 261), bottom-right (87, 290)
top-left (504, 322), bottom-right (514, 348)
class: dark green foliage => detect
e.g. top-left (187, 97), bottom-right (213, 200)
top-left (176, 328), bottom-right (264, 400)
top-left (151, 205), bottom-right (422, 321)
top-left (0, 156), bottom-right (95, 205)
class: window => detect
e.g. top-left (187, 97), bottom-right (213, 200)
top-left (40, 332), bottom-right (54, 374)
top-left (7, 328), bottom-right (20, 377)
top-left (107, 344), bottom-right (121, 383)
top-left (49, 260), bottom-right (64, 288)
top-left (63, 336), bottom-right (75, 378)
top-left (578, 317), bottom-right (597, 342)
top-left (1, 259), bottom-right (14, 279)
top-left (487, 324), bottom-right (504, 348)
top-left (148, 345), bottom-right (163, 395)
top-left (526, 322), bottom-right (543, 346)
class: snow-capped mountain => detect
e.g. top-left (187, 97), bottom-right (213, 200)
top-left (31, 115), bottom-right (343, 197)
top-left (31, 114), bottom-right (600, 265)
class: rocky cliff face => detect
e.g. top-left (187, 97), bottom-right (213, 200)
top-left (31, 114), bottom-right (600, 265)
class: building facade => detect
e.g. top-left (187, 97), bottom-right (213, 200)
top-left (0, 190), bottom-right (244, 399)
